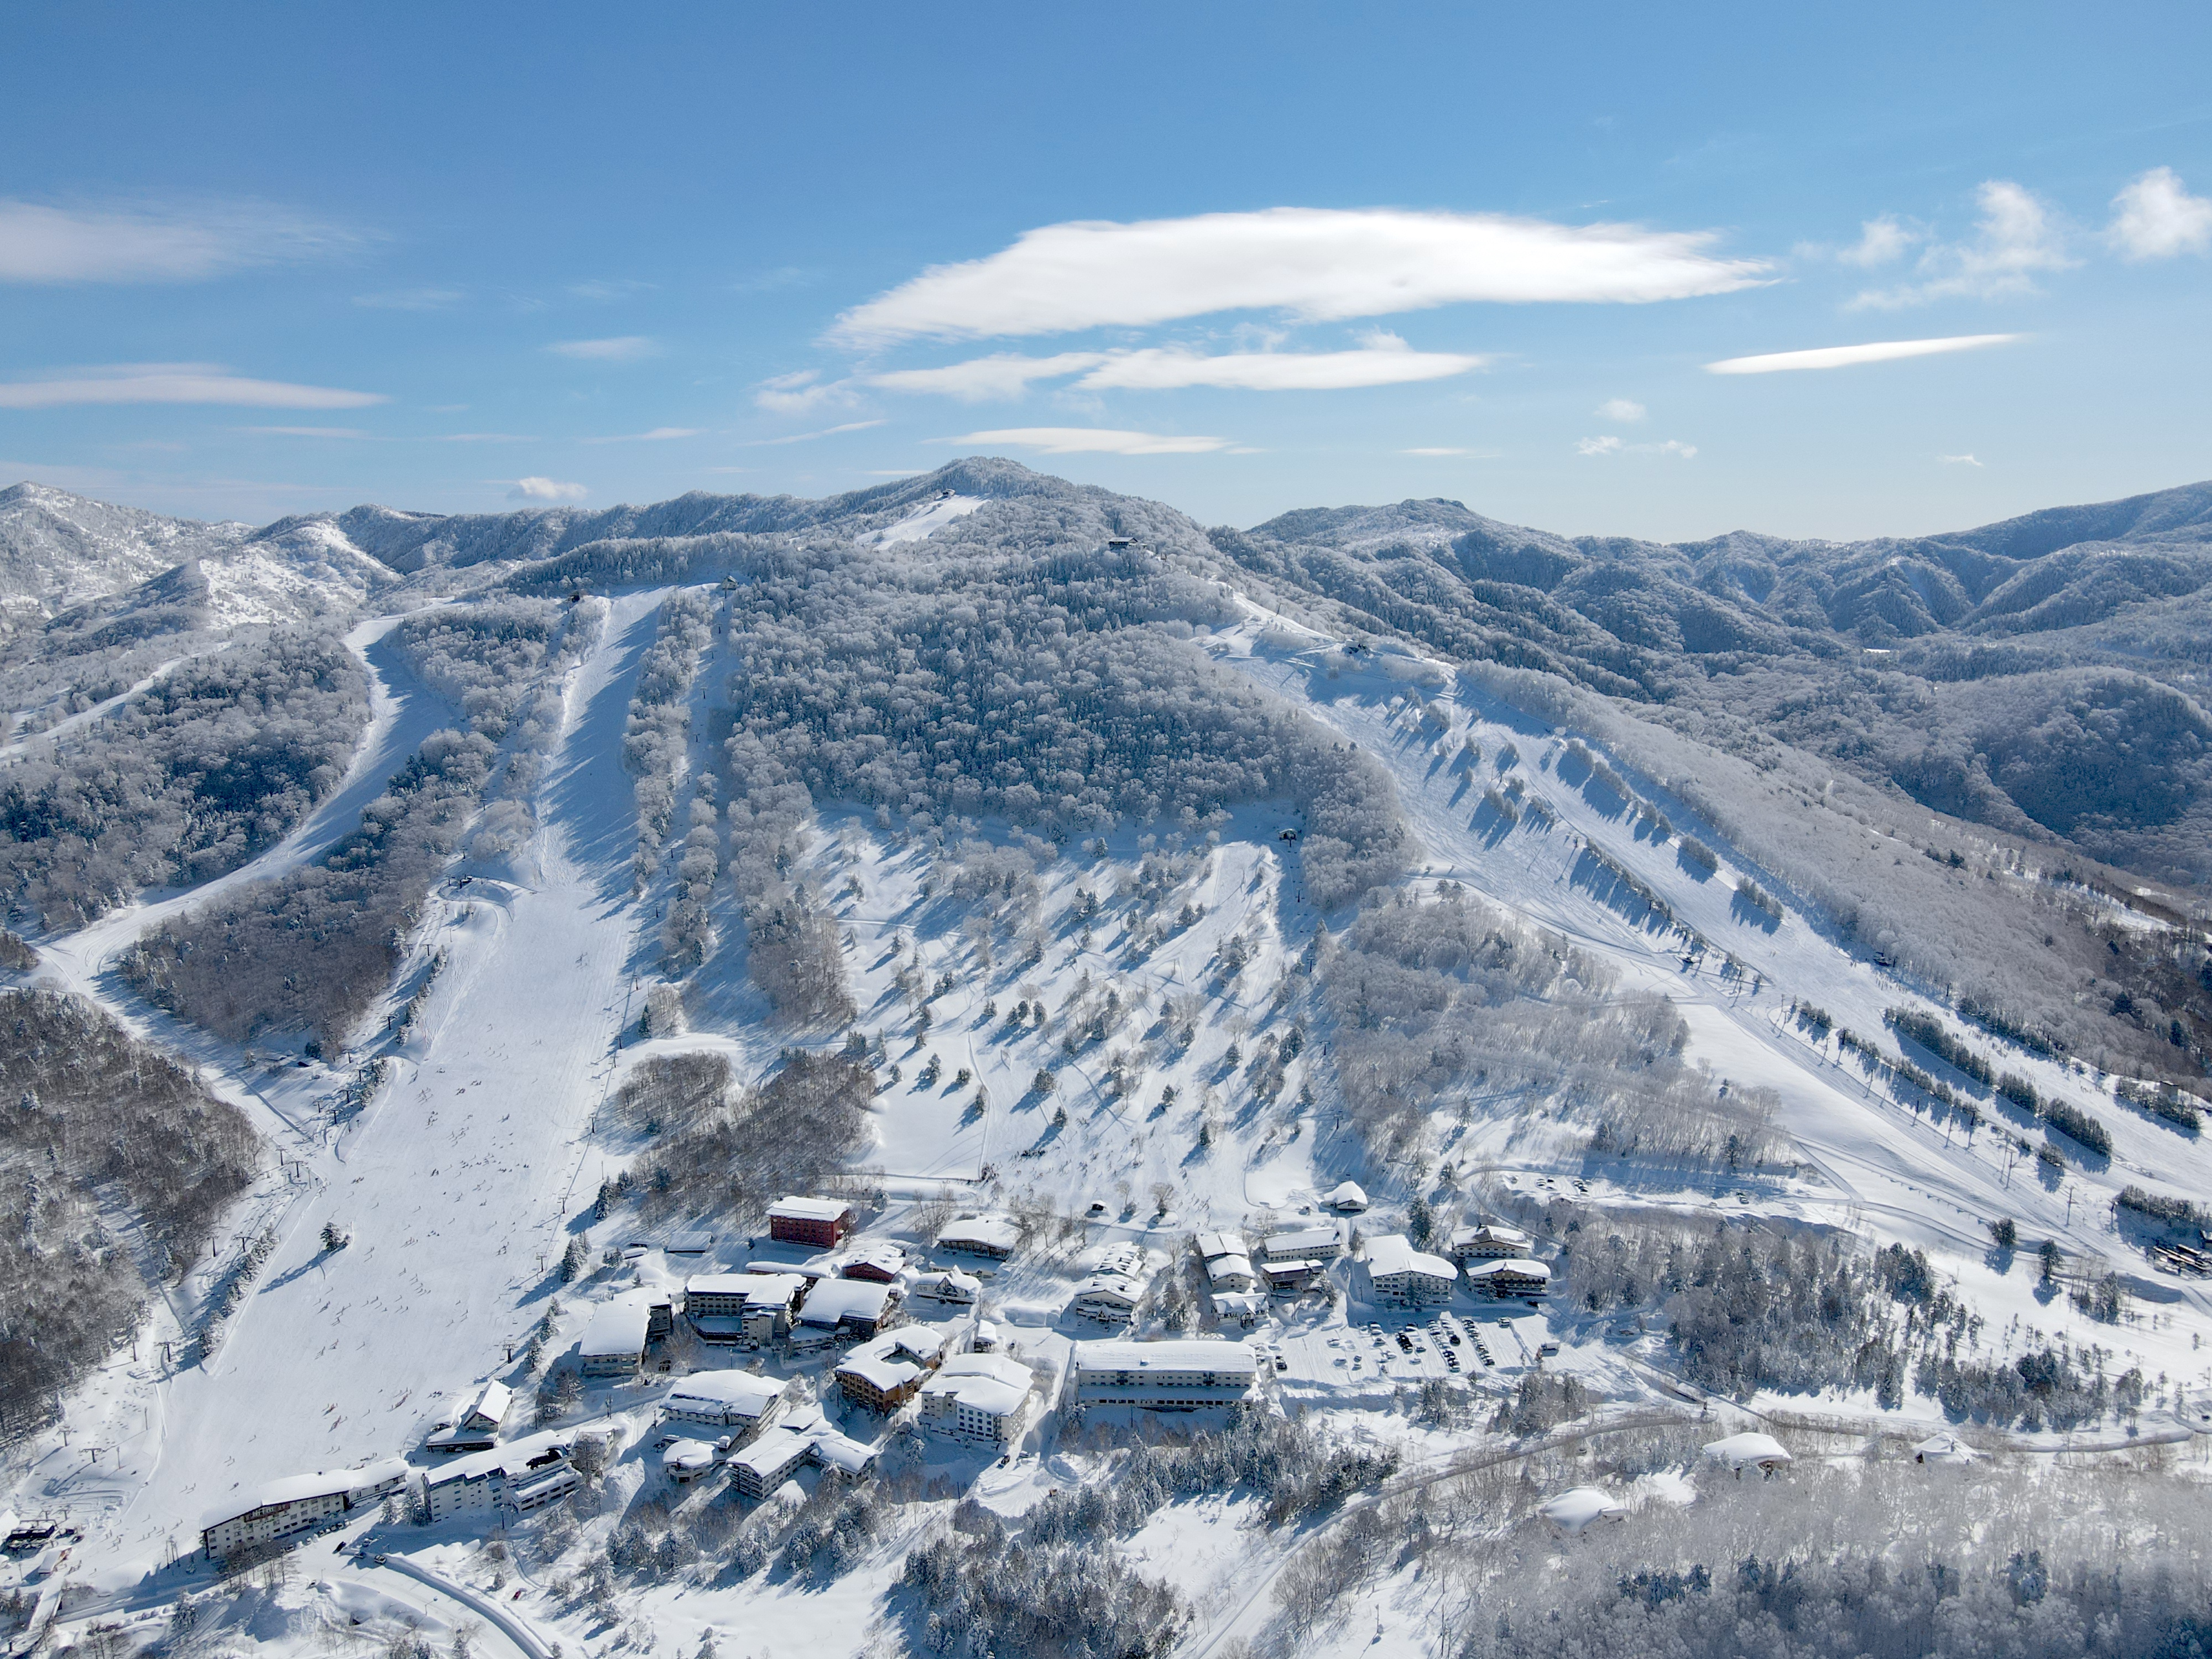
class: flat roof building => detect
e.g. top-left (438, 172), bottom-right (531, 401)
top-left (1465, 1258), bottom-right (1551, 1298)
top-left (661, 1369), bottom-right (786, 1438)
top-left (937, 1213), bottom-right (1021, 1260)
top-left (766, 1196), bottom-right (855, 1250)
top-left (1363, 1234), bottom-right (1457, 1307)
top-left (578, 1293), bottom-right (652, 1378)
top-left (1066, 1340), bottom-right (1259, 1410)
top-left (919, 1353), bottom-right (1032, 1447)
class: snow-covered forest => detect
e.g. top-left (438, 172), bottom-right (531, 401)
top-left (0, 462), bottom-right (2207, 1659)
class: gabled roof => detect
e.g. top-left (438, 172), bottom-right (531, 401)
top-left (1363, 1233), bottom-right (1455, 1280)
top-left (797, 1277), bottom-right (895, 1325)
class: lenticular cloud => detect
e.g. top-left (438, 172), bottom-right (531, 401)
top-left (830, 206), bottom-right (1768, 345)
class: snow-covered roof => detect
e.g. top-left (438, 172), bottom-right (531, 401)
top-left (666, 1231), bottom-right (715, 1254)
top-left (422, 1428), bottom-right (576, 1489)
top-left (578, 1293), bottom-right (651, 1358)
top-left (1206, 1253), bottom-right (1256, 1285)
top-left (911, 1267), bottom-right (980, 1297)
top-left (938, 1214), bottom-right (1021, 1253)
top-left (1912, 1433), bottom-right (1979, 1465)
top-left (1326, 1181), bottom-right (1369, 1211)
top-left (1465, 1257), bottom-right (1551, 1284)
top-left (1262, 1224), bottom-right (1339, 1257)
top-left (797, 1277), bottom-right (896, 1325)
top-left (463, 1380), bottom-right (512, 1428)
top-left (200, 1460), bottom-right (406, 1533)
top-left (838, 1354), bottom-right (924, 1395)
top-left (1451, 1222), bottom-right (1532, 1251)
top-left (922, 1354), bottom-right (1031, 1417)
top-left (661, 1438), bottom-right (718, 1472)
top-left (687, 1271), bottom-right (804, 1307)
top-left (1538, 1487), bottom-right (1626, 1533)
top-left (1194, 1230), bottom-right (1245, 1262)
top-left (1071, 1340), bottom-right (1258, 1379)
top-left (1364, 1234), bottom-right (1455, 1280)
top-left (732, 1426), bottom-right (812, 1479)
top-left (1212, 1292), bottom-right (1267, 1318)
top-left (768, 1196), bottom-right (852, 1224)
top-left (664, 1370), bottom-right (784, 1415)
top-left (808, 1428), bottom-right (877, 1475)
top-left (1703, 1432), bottom-right (1792, 1470)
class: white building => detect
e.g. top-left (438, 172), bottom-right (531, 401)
top-left (1363, 1234), bottom-right (1457, 1307)
top-left (1070, 1243), bottom-right (1151, 1321)
top-left (918, 1353), bottom-right (1033, 1447)
top-left (1260, 1224), bottom-right (1340, 1264)
top-left (1465, 1258), bottom-right (1551, 1298)
top-left (1538, 1487), bottom-right (1627, 1534)
top-left (424, 1428), bottom-right (581, 1521)
top-left (796, 1276), bottom-right (900, 1338)
top-left (937, 1213), bottom-right (1021, 1260)
top-left (909, 1267), bottom-right (980, 1306)
top-left (685, 1271), bottom-right (805, 1345)
top-left (1703, 1432), bottom-right (1792, 1480)
top-left (578, 1293), bottom-right (652, 1378)
top-left (729, 1418), bottom-right (879, 1500)
top-left (1448, 1223), bottom-right (1533, 1264)
top-left (835, 1326), bottom-right (949, 1412)
top-left (1066, 1340), bottom-right (1259, 1409)
top-left (1326, 1181), bottom-right (1370, 1213)
top-left (661, 1369), bottom-right (786, 1439)
top-left (199, 1460), bottom-right (410, 1559)
top-left (662, 1438), bottom-right (719, 1484)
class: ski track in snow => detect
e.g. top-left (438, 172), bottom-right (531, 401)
top-left (17, 592), bottom-right (666, 1570)
top-left (11, 579), bottom-right (2211, 1648)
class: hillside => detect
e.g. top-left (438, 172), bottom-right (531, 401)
top-left (0, 464), bottom-right (2206, 1659)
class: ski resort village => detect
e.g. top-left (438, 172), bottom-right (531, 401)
top-left (1, 465), bottom-right (2210, 1659)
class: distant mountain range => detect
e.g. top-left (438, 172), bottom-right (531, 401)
top-left (4, 465), bottom-right (2208, 888)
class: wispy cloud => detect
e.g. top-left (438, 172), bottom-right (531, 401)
top-left (545, 335), bottom-right (659, 361)
top-left (932, 427), bottom-right (1234, 456)
top-left (0, 363), bottom-right (385, 409)
top-left (579, 426), bottom-right (703, 444)
top-left (353, 285), bottom-right (465, 311)
top-left (869, 338), bottom-right (1483, 399)
top-left (870, 352), bottom-right (1108, 401)
top-left (2106, 166), bottom-right (2212, 261)
top-left (1706, 333), bottom-right (2019, 374)
top-left (1850, 182), bottom-right (2071, 308)
top-left (742, 419), bottom-right (886, 446)
top-left (242, 425), bottom-right (369, 438)
top-left (568, 278), bottom-right (654, 301)
top-left (508, 477), bottom-right (587, 502)
top-left (1577, 435), bottom-right (1695, 458)
top-left (1594, 397), bottom-right (1645, 422)
top-left (831, 206), bottom-right (1769, 346)
top-left (1838, 216), bottom-right (1917, 268)
top-left (0, 197), bottom-right (364, 283)
top-left (753, 368), bottom-right (863, 415)
top-left (1938, 453), bottom-right (1983, 466)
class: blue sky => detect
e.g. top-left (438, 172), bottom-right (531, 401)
top-left (3, 2), bottom-right (2208, 540)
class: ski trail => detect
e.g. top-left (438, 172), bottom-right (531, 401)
top-left (51, 592), bottom-right (665, 1571)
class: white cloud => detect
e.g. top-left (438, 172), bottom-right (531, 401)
top-left (0, 197), bottom-right (362, 283)
top-left (1938, 453), bottom-right (1983, 466)
top-left (753, 368), bottom-right (863, 414)
top-left (437, 432), bottom-right (536, 442)
top-left (243, 425), bottom-right (369, 437)
top-left (1079, 341), bottom-right (1484, 392)
top-left (1838, 216), bottom-right (1916, 267)
top-left (568, 279), bottom-right (654, 301)
top-left (2106, 166), bottom-right (2212, 260)
top-left (870, 353), bottom-right (1108, 400)
top-left (0, 363), bottom-right (385, 409)
top-left (1850, 181), bottom-right (2072, 307)
top-left (933, 427), bottom-right (1233, 456)
top-left (545, 336), bottom-right (659, 361)
top-left (508, 477), bottom-right (587, 502)
top-left (830, 206), bottom-right (1769, 346)
top-left (743, 419), bottom-right (887, 446)
top-left (1577, 435), bottom-right (1695, 458)
top-left (869, 339), bottom-right (1482, 398)
top-left (1706, 333), bottom-right (2020, 374)
top-left (353, 286), bottom-right (465, 310)
top-left (1595, 397), bottom-right (1646, 422)
top-left (579, 426), bottom-right (703, 444)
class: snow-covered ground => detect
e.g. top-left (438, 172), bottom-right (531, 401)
top-left (6, 581), bottom-right (2209, 1659)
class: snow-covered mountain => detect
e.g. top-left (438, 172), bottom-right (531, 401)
top-left (0, 481), bottom-right (249, 619)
